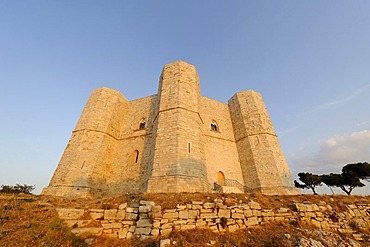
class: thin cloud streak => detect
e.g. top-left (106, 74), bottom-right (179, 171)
top-left (295, 84), bottom-right (370, 118)
top-left (315, 84), bottom-right (370, 111)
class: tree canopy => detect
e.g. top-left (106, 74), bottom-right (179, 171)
top-left (296, 162), bottom-right (369, 195)
top-left (342, 162), bottom-right (370, 181)
top-left (321, 173), bottom-right (364, 195)
top-left (294, 172), bottom-right (322, 195)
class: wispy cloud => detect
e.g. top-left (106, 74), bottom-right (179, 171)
top-left (295, 84), bottom-right (370, 118)
top-left (315, 84), bottom-right (370, 111)
top-left (289, 129), bottom-right (370, 175)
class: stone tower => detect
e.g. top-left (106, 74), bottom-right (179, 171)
top-left (42, 88), bottom-right (128, 197)
top-left (42, 60), bottom-right (298, 197)
top-left (228, 91), bottom-right (295, 194)
top-left (146, 61), bottom-right (209, 193)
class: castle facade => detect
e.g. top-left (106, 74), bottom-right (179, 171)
top-left (42, 61), bottom-right (298, 197)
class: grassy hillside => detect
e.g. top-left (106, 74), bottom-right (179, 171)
top-left (1, 193), bottom-right (369, 247)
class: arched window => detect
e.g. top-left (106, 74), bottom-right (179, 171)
top-left (210, 120), bottom-right (218, 131)
top-left (217, 171), bottom-right (225, 186)
top-left (132, 150), bottom-right (139, 164)
top-left (139, 119), bottom-right (146, 130)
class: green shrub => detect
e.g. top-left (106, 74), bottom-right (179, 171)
top-left (0, 184), bottom-right (35, 194)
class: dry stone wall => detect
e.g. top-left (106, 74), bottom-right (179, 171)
top-left (57, 199), bottom-right (370, 242)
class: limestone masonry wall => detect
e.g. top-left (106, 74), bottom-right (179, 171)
top-left (43, 60), bottom-right (299, 197)
top-left (57, 198), bottom-right (370, 242)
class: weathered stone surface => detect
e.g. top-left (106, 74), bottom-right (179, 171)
top-left (119, 228), bottom-right (128, 239)
top-left (160, 228), bottom-right (172, 236)
top-left (218, 209), bottom-right (230, 218)
top-left (163, 212), bottom-right (178, 219)
top-left (126, 213), bottom-right (138, 220)
top-left (137, 219), bottom-right (152, 227)
top-left (248, 201), bottom-right (261, 210)
top-left (179, 210), bottom-right (188, 219)
top-left (90, 212), bottom-right (104, 220)
top-left (139, 205), bottom-right (152, 213)
top-left (56, 208), bottom-right (85, 220)
top-left (200, 213), bottom-right (217, 219)
top-left (135, 227), bottom-right (152, 235)
top-left (71, 227), bottom-right (103, 237)
top-left (203, 202), bottom-right (215, 209)
top-left (104, 209), bottom-right (117, 220)
top-left (160, 239), bottom-right (171, 247)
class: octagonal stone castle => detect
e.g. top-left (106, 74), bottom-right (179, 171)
top-left (42, 61), bottom-right (298, 198)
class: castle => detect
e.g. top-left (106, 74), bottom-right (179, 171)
top-left (42, 61), bottom-right (298, 197)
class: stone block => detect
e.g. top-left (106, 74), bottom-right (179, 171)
top-left (116, 210), bottom-right (126, 220)
top-left (201, 208), bottom-right (213, 213)
top-left (248, 201), bottom-right (261, 210)
top-left (152, 205), bottom-right (162, 218)
top-left (192, 204), bottom-right (203, 210)
top-left (140, 200), bottom-right (155, 206)
top-left (71, 227), bottom-right (103, 237)
top-left (153, 220), bottom-right (161, 228)
top-left (118, 203), bottom-right (128, 209)
top-left (56, 208), bottom-right (85, 220)
top-left (160, 228), bottom-right (172, 237)
top-left (179, 210), bottom-right (188, 219)
top-left (119, 227), bottom-right (129, 239)
top-left (232, 213), bottom-right (244, 219)
top-left (203, 202), bottom-right (215, 209)
top-left (151, 228), bottom-right (160, 236)
top-left (139, 205), bottom-right (152, 213)
top-left (137, 219), bottom-right (152, 227)
top-left (163, 211), bottom-right (178, 219)
top-left (122, 220), bottom-right (134, 225)
top-left (244, 209), bottom-right (253, 217)
top-left (218, 209), bottom-right (230, 218)
top-left (126, 212), bottom-right (138, 220)
top-left (245, 217), bottom-right (259, 226)
top-left (161, 223), bottom-right (174, 229)
top-left (160, 239), bottom-right (171, 247)
top-left (129, 226), bottom-right (136, 233)
top-left (104, 209), bottom-right (117, 220)
top-left (135, 227), bottom-right (152, 235)
top-left (90, 212), bottom-right (104, 220)
top-left (196, 220), bottom-right (207, 227)
top-left (200, 213), bottom-right (217, 219)
top-left (188, 210), bottom-right (199, 218)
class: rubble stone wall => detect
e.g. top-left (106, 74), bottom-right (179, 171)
top-left (57, 199), bottom-right (370, 242)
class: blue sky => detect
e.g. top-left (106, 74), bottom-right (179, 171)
top-left (1, 1), bottom-right (370, 195)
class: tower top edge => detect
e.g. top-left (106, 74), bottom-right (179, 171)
top-left (164, 60), bottom-right (196, 68)
top-left (228, 89), bottom-right (261, 102)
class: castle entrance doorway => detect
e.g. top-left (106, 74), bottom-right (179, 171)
top-left (217, 171), bottom-right (225, 186)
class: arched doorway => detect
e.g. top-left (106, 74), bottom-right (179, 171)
top-left (217, 171), bottom-right (225, 186)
